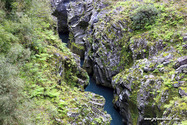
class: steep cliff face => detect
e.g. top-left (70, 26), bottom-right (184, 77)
top-left (53, 0), bottom-right (187, 124)
top-left (66, 0), bottom-right (132, 87)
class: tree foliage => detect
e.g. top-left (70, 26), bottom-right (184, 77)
top-left (131, 4), bottom-right (160, 30)
top-left (0, 53), bottom-right (23, 124)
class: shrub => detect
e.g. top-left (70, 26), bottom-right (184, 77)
top-left (131, 4), bottom-right (160, 30)
top-left (6, 44), bottom-right (31, 64)
top-left (0, 55), bottom-right (23, 125)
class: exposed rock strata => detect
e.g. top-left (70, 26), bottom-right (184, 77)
top-left (66, 0), bottom-right (108, 60)
top-left (129, 36), bottom-right (165, 62)
top-left (67, 0), bottom-right (131, 87)
top-left (53, 52), bottom-right (89, 90)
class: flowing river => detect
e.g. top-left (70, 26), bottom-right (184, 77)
top-left (59, 32), bottom-right (124, 125)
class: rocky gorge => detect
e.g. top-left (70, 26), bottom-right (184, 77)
top-left (51, 0), bottom-right (187, 124)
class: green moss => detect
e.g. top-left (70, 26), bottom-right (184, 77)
top-left (129, 90), bottom-right (138, 125)
top-left (113, 95), bottom-right (119, 103)
top-left (69, 32), bottom-right (74, 42)
top-left (70, 42), bottom-right (84, 50)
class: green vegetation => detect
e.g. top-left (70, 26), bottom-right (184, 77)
top-left (0, 0), bottom-right (110, 124)
top-left (0, 52), bottom-right (26, 125)
top-left (131, 4), bottom-right (160, 30)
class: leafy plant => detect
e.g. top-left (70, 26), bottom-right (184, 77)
top-left (131, 4), bottom-right (160, 30)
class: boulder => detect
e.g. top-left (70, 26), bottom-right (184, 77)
top-left (53, 52), bottom-right (89, 90)
top-left (183, 36), bottom-right (187, 42)
top-left (66, 92), bottom-right (112, 124)
top-left (182, 33), bottom-right (187, 49)
top-left (174, 56), bottom-right (187, 69)
top-left (179, 88), bottom-right (187, 97)
top-left (129, 37), bottom-right (164, 62)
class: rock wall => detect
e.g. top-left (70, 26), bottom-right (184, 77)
top-left (67, 0), bottom-right (131, 87)
top-left (52, 0), bottom-right (187, 124)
